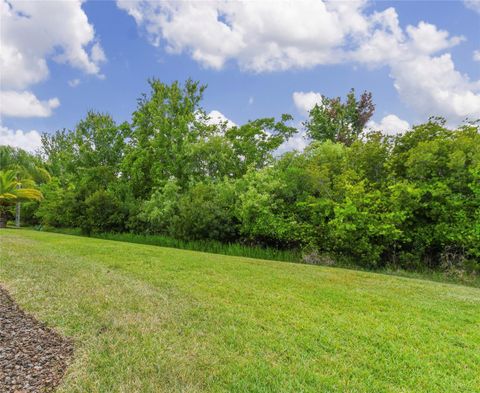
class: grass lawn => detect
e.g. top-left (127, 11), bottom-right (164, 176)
top-left (1, 229), bottom-right (479, 392)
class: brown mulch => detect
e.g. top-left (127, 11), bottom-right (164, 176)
top-left (0, 287), bottom-right (73, 392)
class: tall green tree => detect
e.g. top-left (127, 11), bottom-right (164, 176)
top-left (123, 79), bottom-right (209, 198)
top-left (42, 111), bottom-right (129, 191)
top-left (304, 89), bottom-right (375, 146)
top-left (123, 79), bottom-right (296, 197)
top-left (39, 112), bottom-right (130, 232)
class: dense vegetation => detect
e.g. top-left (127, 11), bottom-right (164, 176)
top-left (2, 230), bottom-right (479, 392)
top-left (2, 79), bottom-right (479, 274)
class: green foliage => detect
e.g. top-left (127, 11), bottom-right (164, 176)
top-left (0, 169), bottom-right (43, 226)
top-left (0, 145), bottom-right (50, 184)
top-left (326, 182), bottom-right (404, 267)
top-left (81, 190), bottom-right (127, 234)
top-left (15, 78), bottom-right (478, 275)
top-left (42, 111), bottom-right (129, 190)
top-left (140, 178), bottom-right (181, 234)
top-left (304, 89), bottom-right (375, 146)
top-left (347, 132), bottom-right (390, 184)
top-left (140, 179), bottom-right (239, 242)
top-left (174, 181), bottom-right (239, 241)
top-left (122, 79), bottom-right (295, 198)
top-left (35, 180), bottom-right (79, 228)
top-left (236, 167), bottom-right (307, 248)
top-left (224, 114), bottom-right (296, 175)
top-left (230, 120), bottom-right (479, 271)
top-left (0, 146), bottom-right (50, 225)
top-left (122, 79), bottom-right (208, 197)
top-left (0, 170), bottom-right (43, 204)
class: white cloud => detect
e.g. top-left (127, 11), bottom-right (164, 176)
top-left (390, 54), bottom-right (480, 121)
top-left (292, 91), bottom-right (323, 115)
top-left (0, 126), bottom-right (43, 153)
top-left (117, 1), bottom-right (480, 122)
top-left (116, 0), bottom-right (363, 71)
top-left (352, 14), bottom-right (464, 63)
top-left (0, 91), bottom-right (60, 118)
top-left (1, 0), bottom-right (105, 88)
top-left (0, 0), bottom-right (105, 117)
top-left (474, 50), bottom-right (480, 62)
top-left (91, 42), bottom-right (107, 64)
top-left (406, 22), bottom-right (464, 54)
top-left (68, 79), bottom-right (81, 88)
top-left (464, 0), bottom-right (480, 14)
top-left (353, 11), bottom-right (479, 121)
top-left (206, 110), bottom-right (236, 128)
top-left (351, 8), bottom-right (404, 67)
top-left (368, 114), bottom-right (410, 135)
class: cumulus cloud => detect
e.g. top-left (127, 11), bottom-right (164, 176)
top-left (117, 1), bottom-right (480, 122)
top-left (368, 114), bottom-right (410, 135)
top-left (0, 91), bottom-right (60, 118)
top-left (292, 91), bottom-right (323, 115)
top-left (406, 22), bottom-right (464, 54)
top-left (0, 126), bottom-right (43, 153)
top-left (474, 50), bottom-right (480, 62)
top-left (389, 54), bottom-right (480, 120)
top-left (0, 0), bottom-right (105, 117)
top-left (352, 12), bottom-right (479, 121)
top-left (116, 0), bottom-right (362, 71)
top-left (1, 0), bottom-right (105, 88)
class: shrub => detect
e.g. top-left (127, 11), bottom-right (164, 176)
top-left (173, 181), bottom-right (239, 241)
top-left (81, 190), bottom-right (127, 234)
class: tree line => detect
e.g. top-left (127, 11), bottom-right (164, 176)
top-left (1, 79), bottom-right (479, 273)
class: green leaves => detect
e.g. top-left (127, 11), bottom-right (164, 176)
top-left (28, 77), bottom-right (480, 273)
top-left (123, 79), bottom-right (207, 197)
top-left (304, 89), bottom-right (375, 146)
top-left (0, 170), bottom-right (43, 207)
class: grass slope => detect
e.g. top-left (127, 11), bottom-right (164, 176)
top-left (1, 229), bottom-right (479, 393)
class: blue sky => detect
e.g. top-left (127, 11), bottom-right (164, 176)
top-left (1, 0), bottom-right (479, 152)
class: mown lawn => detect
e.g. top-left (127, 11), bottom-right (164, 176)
top-left (1, 229), bottom-right (479, 393)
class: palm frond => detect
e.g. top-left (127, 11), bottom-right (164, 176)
top-left (15, 188), bottom-right (43, 201)
top-left (0, 170), bottom-right (43, 204)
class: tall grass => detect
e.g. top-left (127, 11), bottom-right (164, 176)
top-left (33, 227), bottom-right (480, 287)
top-left (39, 227), bottom-right (301, 263)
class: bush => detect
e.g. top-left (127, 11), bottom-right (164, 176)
top-left (141, 179), bottom-right (239, 242)
top-left (81, 190), bottom-right (127, 234)
top-left (173, 181), bottom-right (239, 241)
top-left (32, 108), bottom-right (479, 276)
top-left (35, 181), bottom-right (79, 228)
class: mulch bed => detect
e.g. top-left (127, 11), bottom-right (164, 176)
top-left (0, 287), bottom-right (73, 392)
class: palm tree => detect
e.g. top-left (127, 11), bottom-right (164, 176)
top-left (0, 146), bottom-right (50, 226)
top-left (0, 170), bottom-right (43, 228)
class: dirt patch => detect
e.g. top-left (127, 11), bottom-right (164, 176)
top-left (0, 286), bottom-right (73, 392)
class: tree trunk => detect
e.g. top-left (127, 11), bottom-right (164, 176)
top-left (15, 202), bottom-right (21, 228)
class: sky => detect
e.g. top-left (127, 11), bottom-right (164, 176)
top-left (1, 0), bottom-right (479, 153)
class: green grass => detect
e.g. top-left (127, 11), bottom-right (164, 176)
top-left (1, 229), bottom-right (479, 392)
top-left (40, 226), bottom-right (480, 288)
